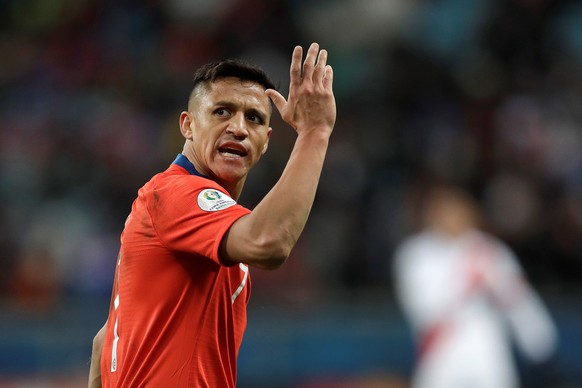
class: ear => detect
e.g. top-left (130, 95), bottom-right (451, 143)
top-left (179, 111), bottom-right (194, 140)
top-left (261, 127), bottom-right (273, 155)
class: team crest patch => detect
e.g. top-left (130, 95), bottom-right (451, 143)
top-left (197, 189), bottom-right (236, 211)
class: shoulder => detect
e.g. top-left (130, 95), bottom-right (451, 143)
top-left (142, 166), bottom-right (243, 213)
top-left (398, 231), bottom-right (436, 252)
top-left (144, 166), bottom-right (226, 199)
top-left (468, 230), bottom-right (509, 254)
top-left (466, 230), bottom-right (521, 268)
top-left (394, 231), bottom-right (434, 263)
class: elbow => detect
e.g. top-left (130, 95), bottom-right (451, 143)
top-left (92, 323), bottom-right (107, 355)
top-left (252, 236), bottom-right (294, 270)
top-left (258, 244), bottom-right (291, 270)
top-left (266, 254), bottom-right (290, 270)
top-left (225, 222), bottom-right (298, 269)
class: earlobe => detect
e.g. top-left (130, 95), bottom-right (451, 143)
top-left (179, 111), bottom-right (194, 140)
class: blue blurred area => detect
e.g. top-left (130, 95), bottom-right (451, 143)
top-left (0, 294), bottom-right (580, 386)
top-left (1, 0), bottom-right (581, 386)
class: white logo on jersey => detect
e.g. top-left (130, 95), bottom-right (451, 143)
top-left (197, 189), bottom-right (236, 212)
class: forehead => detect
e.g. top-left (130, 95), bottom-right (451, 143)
top-left (195, 77), bottom-right (271, 112)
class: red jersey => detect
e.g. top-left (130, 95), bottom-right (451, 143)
top-left (101, 154), bottom-right (252, 388)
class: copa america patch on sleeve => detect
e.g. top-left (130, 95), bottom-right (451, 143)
top-left (197, 189), bottom-right (237, 211)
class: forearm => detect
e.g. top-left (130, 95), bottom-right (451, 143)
top-left (88, 323), bottom-right (106, 388)
top-left (224, 131), bottom-right (330, 268)
top-left (222, 43), bottom-right (335, 269)
top-left (255, 131), bottom-right (329, 240)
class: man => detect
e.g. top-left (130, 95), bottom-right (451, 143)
top-left (88, 42), bottom-right (336, 387)
top-left (393, 185), bottom-right (557, 388)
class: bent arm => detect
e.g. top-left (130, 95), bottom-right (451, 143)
top-left (222, 132), bottom-right (330, 269)
top-left (221, 43), bottom-right (336, 269)
top-left (489, 245), bottom-right (558, 362)
top-left (88, 322), bottom-right (107, 388)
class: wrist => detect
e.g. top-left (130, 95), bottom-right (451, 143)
top-left (296, 125), bottom-right (333, 142)
top-left (296, 131), bottom-right (330, 149)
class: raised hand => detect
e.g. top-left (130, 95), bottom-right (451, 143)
top-left (266, 43), bottom-right (336, 137)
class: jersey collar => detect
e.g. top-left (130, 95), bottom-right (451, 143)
top-left (172, 154), bottom-right (206, 177)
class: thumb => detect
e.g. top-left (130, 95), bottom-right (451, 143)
top-left (265, 89), bottom-right (287, 114)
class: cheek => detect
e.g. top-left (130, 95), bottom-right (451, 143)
top-left (192, 128), bottom-right (216, 148)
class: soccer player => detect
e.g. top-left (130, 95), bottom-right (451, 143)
top-left (88, 42), bottom-right (336, 387)
top-left (393, 185), bottom-right (557, 388)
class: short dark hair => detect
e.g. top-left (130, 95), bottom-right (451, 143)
top-left (189, 59), bottom-right (277, 105)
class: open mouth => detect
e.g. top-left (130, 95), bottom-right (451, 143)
top-left (218, 143), bottom-right (248, 158)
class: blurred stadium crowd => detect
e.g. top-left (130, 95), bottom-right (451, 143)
top-left (1, 0), bottom-right (582, 385)
top-left (1, 0), bottom-right (581, 307)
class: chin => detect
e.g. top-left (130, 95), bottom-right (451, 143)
top-left (212, 156), bottom-right (255, 182)
top-left (215, 167), bottom-right (248, 184)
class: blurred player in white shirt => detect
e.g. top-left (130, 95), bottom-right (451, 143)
top-left (393, 185), bottom-right (558, 388)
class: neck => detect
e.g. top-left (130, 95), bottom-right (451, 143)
top-left (224, 180), bottom-right (244, 201)
top-left (179, 147), bottom-right (244, 200)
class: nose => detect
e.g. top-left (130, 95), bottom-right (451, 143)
top-left (226, 113), bottom-right (248, 138)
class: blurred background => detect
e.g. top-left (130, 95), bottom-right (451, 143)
top-left (0, 0), bottom-right (581, 386)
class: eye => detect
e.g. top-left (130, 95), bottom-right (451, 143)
top-left (214, 108), bottom-right (230, 117)
top-left (246, 113), bottom-right (265, 125)
top-left (247, 114), bottom-right (260, 123)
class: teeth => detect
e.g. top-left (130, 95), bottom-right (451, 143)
top-left (220, 150), bottom-right (242, 157)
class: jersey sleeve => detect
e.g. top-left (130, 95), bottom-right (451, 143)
top-left (146, 174), bottom-right (251, 265)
